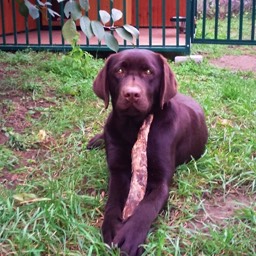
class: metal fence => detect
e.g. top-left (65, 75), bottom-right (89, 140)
top-left (1, 0), bottom-right (254, 53)
top-left (192, 0), bottom-right (256, 45)
top-left (0, 0), bottom-right (191, 54)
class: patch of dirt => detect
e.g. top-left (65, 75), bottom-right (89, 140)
top-left (0, 146), bottom-right (51, 189)
top-left (186, 190), bottom-right (256, 232)
top-left (210, 55), bottom-right (256, 72)
top-left (0, 89), bottom-right (54, 133)
top-left (0, 132), bottom-right (8, 144)
top-left (0, 85), bottom-right (56, 188)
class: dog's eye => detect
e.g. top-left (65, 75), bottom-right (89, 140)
top-left (144, 69), bottom-right (152, 75)
top-left (117, 68), bottom-right (124, 74)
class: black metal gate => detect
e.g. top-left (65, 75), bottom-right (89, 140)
top-left (0, 0), bottom-right (191, 54)
top-left (192, 0), bottom-right (256, 45)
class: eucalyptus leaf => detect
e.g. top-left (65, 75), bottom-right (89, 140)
top-left (99, 10), bottom-right (111, 25)
top-left (116, 27), bottom-right (133, 43)
top-left (48, 8), bottom-right (60, 18)
top-left (79, 0), bottom-right (90, 11)
top-left (62, 19), bottom-right (79, 43)
top-left (64, 1), bottom-right (71, 18)
top-left (19, 2), bottom-right (29, 17)
top-left (104, 32), bottom-right (119, 52)
top-left (111, 8), bottom-right (123, 22)
top-left (91, 21), bottom-right (105, 41)
top-left (45, 2), bottom-right (52, 6)
top-left (80, 16), bottom-right (93, 39)
top-left (24, 0), bottom-right (39, 19)
top-left (64, 1), bottom-right (82, 20)
top-left (123, 24), bottom-right (140, 39)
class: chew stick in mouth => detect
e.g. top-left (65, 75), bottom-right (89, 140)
top-left (122, 114), bottom-right (154, 220)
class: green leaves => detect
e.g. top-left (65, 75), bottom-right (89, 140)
top-left (91, 21), bottom-right (105, 41)
top-left (62, 19), bottom-right (79, 44)
top-left (111, 8), bottom-right (123, 22)
top-left (99, 10), bottom-right (111, 25)
top-left (79, 0), bottom-right (90, 11)
top-left (64, 1), bottom-right (82, 20)
top-left (123, 24), bottom-right (140, 39)
top-left (116, 27), bottom-right (133, 42)
top-left (25, 0), bottom-right (39, 19)
top-left (104, 32), bottom-right (119, 52)
top-left (17, 0), bottom-right (140, 52)
top-left (80, 16), bottom-right (93, 39)
top-left (62, 7), bottom-right (139, 52)
top-left (18, 2), bottom-right (29, 17)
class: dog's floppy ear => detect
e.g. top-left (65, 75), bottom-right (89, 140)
top-left (93, 55), bottom-right (113, 109)
top-left (158, 54), bottom-right (178, 109)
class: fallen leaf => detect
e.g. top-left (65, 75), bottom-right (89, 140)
top-left (13, 193), bottom-right (51, 204)
top-left (38, 129), bottom-right (47, 142)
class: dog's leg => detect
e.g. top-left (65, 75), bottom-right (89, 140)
top-left (113, 179), bottom-right (170, 256)
top-left (102, 172), bottom-right (130, 245)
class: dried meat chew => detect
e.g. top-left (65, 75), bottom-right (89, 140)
top-left (122, 114), bottom-right (154, 220)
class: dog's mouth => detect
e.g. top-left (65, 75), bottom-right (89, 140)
top-left (117, 103), bottom-right (150, 117)
top-left (120, 106), bottom-right (144, 116)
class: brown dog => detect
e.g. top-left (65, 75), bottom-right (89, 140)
top-left (88, 49), bottom-right (208, 255)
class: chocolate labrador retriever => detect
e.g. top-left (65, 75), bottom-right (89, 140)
top-left (87, 49), bottom-right (208, 255)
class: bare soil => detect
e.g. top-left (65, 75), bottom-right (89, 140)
top-left (187, 189), bottom-right (256, 232)
top-left (210, 55), bottom-right (256, 73)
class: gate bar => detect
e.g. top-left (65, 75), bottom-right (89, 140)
top-left (239, 0), bottom-right (244, 40)
top-left (135, 0), bottom-right (139, 47)
top-left (175, 0), bottom-right (180, 46)
top-left (25, 19), bottom-right (29, 45)
top-left (123, 0), bottom-right (127, 46)
top-left (0, 0), bottom-right (5, 44)
top-left (149, 0), bottom-right (152, 47)
top-left (251, 0), bottom-right (255, 40)
top-left (227, 0), bottom-right (232, 40)
top-left (185, 0), bottom-right (192, 53)
top-left (162, 0), bottom-right (166, 47)
top-left (214, 0), bottom-right (219, 40)
top-left (60, 2), bottom-right (65, 45)
top-left (202, 0), bottom-right (207, 39)
top-left (12, 0), bottom-right (17, 45)
top-left (36, 17), bottom-right (41, 46)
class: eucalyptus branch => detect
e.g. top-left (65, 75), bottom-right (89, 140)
top-left (16, 0), bottom-right (140, 52)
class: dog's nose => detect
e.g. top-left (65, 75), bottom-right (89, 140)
top-left (123, 86), bottom-right (141, 102)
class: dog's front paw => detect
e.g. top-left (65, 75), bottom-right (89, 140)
top-left (87, 133), bottom-right (105, 149)
top-left (113, 222), bottom-right (146, 256)
top-left (102, 217), bottom-right (123, 246)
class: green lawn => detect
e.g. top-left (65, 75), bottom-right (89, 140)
top-left (0, 45), bottom-right (255, 255)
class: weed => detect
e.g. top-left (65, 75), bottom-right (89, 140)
top-left (235, 205), bottom-right (256, 225)
top-left (2, 127), bottom-right (38, 151)
top-left (0, 99), bottom-right (15, 115)
top-left (0, 146), bottom-right (19, 171)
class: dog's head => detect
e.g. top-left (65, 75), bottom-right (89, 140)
top-left (93, 49), bottom-right (177, 117)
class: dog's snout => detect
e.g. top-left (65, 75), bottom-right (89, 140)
top-left (123, 86), bottom-right (141, 102)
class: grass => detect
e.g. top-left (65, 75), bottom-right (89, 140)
top-left (0, 45), bottom-right (256, 255)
